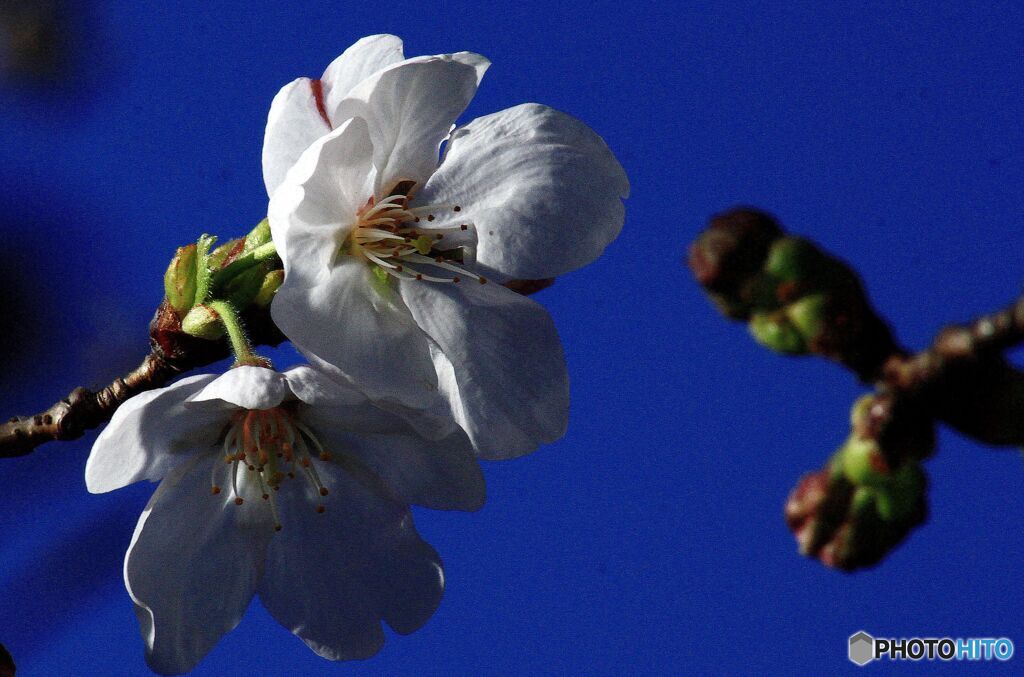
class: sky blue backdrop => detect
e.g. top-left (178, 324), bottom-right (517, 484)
top-left (2, 1), bottom-right (1023, 675)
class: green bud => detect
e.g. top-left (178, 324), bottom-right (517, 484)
top-left (245, 218), bottom-right (272, 251)
top-left (848, 462), bottom-right (926, 524)
top-left (840, 436), bottom-right (887, 487)
top-left (884, 463), bottom-right (927, 522)
top-left (254, 269), bottom-right (285, 307)
top-left (785, 293), bottom-right (829, 345)
top-left (749, 311), bottom-right (806, 354)
top-left (849, 393), bottom-right (874, 428)
top-left (181, 304), bottom-right (225, 340)
top-left (208, 237), bottom-right (244, 271)
top-left (764, 236), bottom-right (820, 283)
top-left (163, 244), bottom-right (198, 314)
top-left (224, 262), bottom-right (271, 309)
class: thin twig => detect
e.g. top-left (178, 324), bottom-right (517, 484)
top-left (0, 301), bottom-right (284, 458)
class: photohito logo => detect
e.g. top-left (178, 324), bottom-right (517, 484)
top-left (848, 631), bottom-right (1014, 665)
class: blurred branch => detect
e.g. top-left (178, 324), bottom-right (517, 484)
top-left (0, 1), bottom-right (65, 82)
top-left (689, 207), bottom-right (1024, 570)
top-left (0, 643), bottom-right (13, 677)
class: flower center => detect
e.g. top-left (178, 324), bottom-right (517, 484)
top-left (345, 194), bottom-right (487, 285)
top-left (211, 407), bottom-right (333, 532)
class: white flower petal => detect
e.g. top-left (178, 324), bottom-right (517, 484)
top-left (281, 364), bottom-right (367, 408)
top-left (400, 279), bottom-right (569, 459)
top-left (186, 366), bottom-right (291, 410)
top-left (321, 34), bottom-right (405, 120)
top-left (334, 55), bottom-right (489, 198)
top-left (285, 363), bottom-right (458, 441)
top-left (86, 374), bottom-right (222, 494)
top-left (271, 258), bottom-right (439, 410)
top-left (419, 103), bottom-right (629, 280)
top-left (259, 463), bottom-right (444, 661)
top-left (125, 453), bottom-right (273, 675)
top-left (301, 397), bottom-right (485, 512)
top-left (262, 77), bottom-right (333, 198)
top-left (269, 117), bottom-right (376, 278)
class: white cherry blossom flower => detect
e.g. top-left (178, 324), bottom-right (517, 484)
top-left (264, 36), bottom-right (630, 459)
top-left (86, 365), bottom-right (484, 675)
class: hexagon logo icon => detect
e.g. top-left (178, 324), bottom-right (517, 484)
top-left (849, 631), bottom-right (875, 666)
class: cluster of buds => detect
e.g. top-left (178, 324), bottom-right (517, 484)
top-left (688, 208), bottom-right (898, 381)
top-left (151, 218), bottom-right (287, 371)
top-left (164, 219), bottom-right (284, 330)
top-left (690, 209), bottom-right (1024, 572)
top-left (784, 393), bottom-right (933, 570)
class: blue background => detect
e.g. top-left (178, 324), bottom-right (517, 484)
top-left (2, 1), bottom-right (1023, 674)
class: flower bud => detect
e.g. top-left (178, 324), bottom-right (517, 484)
top-left (764, 236), bottom-right (820, 284)
top-left (851, 393), bottom-right (935, 464)
top-left (163, 244), bottom-right (198, 315)
top-left (749, 311), bottom-right (806, 354)
top-left (224, 262), bottom-right (271, 309)
top-left (208, 237), bottom-right (245, 271)
top-left (245, 218), bottom-right (272, 250)
top-left (785, 461), bottom-right (927, 571)
top-left (785, 293), bottom-right (828, 348)
top-left (688, 208), bottom-right (783, 318)
top-left (254, 269), bottom-right (285, 308)
top-left (181, 304), bottom-right (225, 340)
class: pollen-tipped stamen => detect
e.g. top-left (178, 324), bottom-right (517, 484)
top-left (218, 407), bottom-right (336, 530)
top-left (349, 195), bottom-right (477, 284)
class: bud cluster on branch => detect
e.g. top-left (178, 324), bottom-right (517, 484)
top-left (690, 208), bottom-right (1024, 571)
top-left (0, 222), bottom-right (286, 458)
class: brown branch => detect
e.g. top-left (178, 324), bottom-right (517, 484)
top-left (0, 301), bottom-right (284, 458)
top-left (0, 642), bottom-right (13, 677)
top-left (882, 296), bottom-right (1024, 391)
top-left (880, 296), bottom-right (1024, 448)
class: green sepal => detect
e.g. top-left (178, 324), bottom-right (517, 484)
top-left (163, 243), bottom-right (198, 315)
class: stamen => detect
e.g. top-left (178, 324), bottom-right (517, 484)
top-left (257, 470), bottom-right (271, 501)
top-left (345, 196), bottom-right (478, 285)
top-left (231, 456), bottom-right (241, 502)
top-left (219, 407), bottom-right (339, 529)
top-left (403, 253), bottom-right (487, 282)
